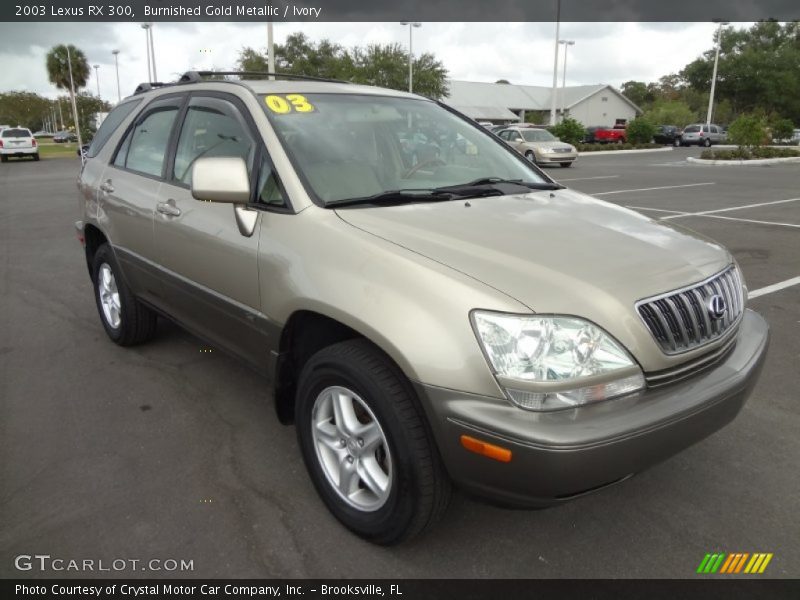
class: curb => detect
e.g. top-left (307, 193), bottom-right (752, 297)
top-left (578, 147), bottom-right (673, 157)
top-left (687, 156), bottom-right (800, 166)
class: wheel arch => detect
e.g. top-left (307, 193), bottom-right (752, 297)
top-left (83, 223), bottom-right (109, 281)
top-left (272, 309), bottom-right (417, 426)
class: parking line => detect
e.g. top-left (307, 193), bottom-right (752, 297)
top-left (558, 175), bottom-right (620, 182)
top-left (661, 197), bottom-right (800, 220)
top-left (749, 276), bottom-right (800, 299)
top-left (594, 182), bottom-right (715, 196)
top-left (692, 214), bottom-right (800, 229)
top-left (626, 206), bottom-right (689, 215)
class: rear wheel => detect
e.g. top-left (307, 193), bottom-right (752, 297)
top-left (673, 138), bottom-right (681, 147)
top-left (1, 156), bottom-right (7, 163)
top-left (92, 244), bottom-right (157, 346)
top-left (296, 339), bottom-right (451, 545)
top-left (33, 154), bottom-right (40, 161)
top-left (703, 138), bottom-right (712, 147)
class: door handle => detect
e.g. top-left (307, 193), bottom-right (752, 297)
top-left (156, 200), bottom-right (182, 217)
top-left (99, 180), bottom-right (114, 194)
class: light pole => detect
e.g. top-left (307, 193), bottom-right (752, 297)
top-left (65, 45), bottom-right (83, 150)
top-left (141, 24), bottom-right (152, 83)
top-left (400, 21), bottom-right (421, 93)
top-left (705, 20), bottom-right (728, 126)
top-left (93, 64), bottom-right (100, 98)
top-left (558, 40), bottom-right (574, 122)
top-left (148, 23), bottom-right (158, 82)
top-left (267, 22), bottom-right (275, 80)
top-left (549, 0), bottom-right (561, 125)
top-left (112, 50), bottom-right (121, 101)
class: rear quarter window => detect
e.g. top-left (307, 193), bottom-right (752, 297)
top-left (86, 99), bottom-right (142, 159)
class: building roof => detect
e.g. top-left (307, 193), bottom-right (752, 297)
top-left (444, 80), bottom-right (641, 119)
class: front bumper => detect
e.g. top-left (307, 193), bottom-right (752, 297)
top-left (415, 309), bottom-right (769, 506)
top-left (537, 152), bottom-right (577, 164)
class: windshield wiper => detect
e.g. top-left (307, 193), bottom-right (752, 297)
top-left (452, 177), bottom-right (564, 190)
top-left (327, 189), bottom-right (458, 208)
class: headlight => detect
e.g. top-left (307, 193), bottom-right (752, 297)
top-left (472, 312), bottom-right (644, 411)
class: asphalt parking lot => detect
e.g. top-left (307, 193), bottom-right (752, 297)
top-left (1, 148), bottom-right (798, 579)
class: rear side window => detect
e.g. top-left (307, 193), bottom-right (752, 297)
top-left (86, 99), bottom-right (141, 159)
top-left (114, 106), bottom-right (179, 177)
top-left (2, 128), bottom-right (30, 137)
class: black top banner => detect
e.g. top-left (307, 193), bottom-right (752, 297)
top-left (2, 0), bottom-right (800, 22)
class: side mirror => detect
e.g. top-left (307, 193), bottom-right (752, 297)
top-left (191, 156), bottom-right (250, 203)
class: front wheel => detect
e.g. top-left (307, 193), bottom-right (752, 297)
top-left (560, 162), bottom-right (573, 168)
top-left (524, 150), bottom-right (537, 163)
top-left (295, 339), bottom-right (451, 545)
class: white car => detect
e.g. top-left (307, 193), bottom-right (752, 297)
top-left (1, 127), bottom-right (39, 162)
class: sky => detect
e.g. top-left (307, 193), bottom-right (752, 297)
top-left (0, 21), bottom-right (743, 102)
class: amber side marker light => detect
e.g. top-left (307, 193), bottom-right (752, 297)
top-left (460, 435), bottom-right (512, 463)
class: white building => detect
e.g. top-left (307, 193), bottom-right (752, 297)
top-left (443, 80), bottom-right (642, 127)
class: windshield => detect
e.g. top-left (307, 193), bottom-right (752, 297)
top-left (521, 129), bottom-right (557, 142)
top-left (261, 93), bottom-right (548, 205)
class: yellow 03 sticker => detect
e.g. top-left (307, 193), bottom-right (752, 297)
top-left (265, 94), bottom-right (316, 114)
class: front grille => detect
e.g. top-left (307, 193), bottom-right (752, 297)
top-left (636, 266), bottom-right (745, 354)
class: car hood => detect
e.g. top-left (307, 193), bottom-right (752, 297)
top-left (336, 189), bottom-right (731, 368)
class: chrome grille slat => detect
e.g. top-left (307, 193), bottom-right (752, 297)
top-left (636, 266), bottom-right (745, 355)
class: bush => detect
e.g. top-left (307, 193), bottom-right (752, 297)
top-left (727, 114), bottom-right (768, 148)
top-left (700, 147), bottom-right (800, 160)
top-left (576, 142), bottom-right (662, 152)
top-left (625, 117), bottom-right (657, 144)
top-left (548, 118), bottom-right (585, 146)
top-left (770, 117), bottom-right (795, 142)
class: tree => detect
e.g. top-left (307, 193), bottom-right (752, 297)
top-left (46, 44), bottom-right (89, 141)
top-left (620, 81), bottom-right (653, 108)
top-left (679, 22), bottom-right (800, 123)
top-left (643, 99), bottom-right (697, 127)
top-left (0, 92), bottom-right (53, 131)
top-left (237, 33), bottom-right (449, 99)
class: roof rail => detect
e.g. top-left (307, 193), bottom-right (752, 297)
top-left (180, 70), bottom-right (350, 84)
top-left (133, 81), bottom-right (173, 95)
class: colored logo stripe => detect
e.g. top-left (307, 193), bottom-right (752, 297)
top-left (698, 552), bottom-right (773, 574)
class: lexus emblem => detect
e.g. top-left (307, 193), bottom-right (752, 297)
top-left (707, 294), bottom-right (727, 320)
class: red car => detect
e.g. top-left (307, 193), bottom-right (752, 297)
top-left (592, 125), bottom-right (627, 144)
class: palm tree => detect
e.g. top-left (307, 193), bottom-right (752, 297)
top-left (46, 44), bottom-right (89, 130)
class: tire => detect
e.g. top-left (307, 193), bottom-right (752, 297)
top-left (1, 156), bottom-right (7, 163)
top-left (559, 162), bottom-right (573, 168)
top-left (33, 154), bottom-right (40, 161)
top-left (703, 138), bottom-right (712, 147)
top-left (524, 150), bottom-right (536, 163)
top-left (673, 138), bottom-right (681, 147)
top-left (295, 339), bottom-right (451, 545)
top-left (91, 244), bottom-right (157, 346)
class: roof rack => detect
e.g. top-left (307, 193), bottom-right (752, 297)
top-left (133, 81), bottom-right (173, 95)
top-left (179, 70), bottom-right (350, 85)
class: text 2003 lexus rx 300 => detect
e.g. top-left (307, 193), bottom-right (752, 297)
top-left (76, 73), bottom-right (769, 544)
